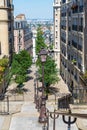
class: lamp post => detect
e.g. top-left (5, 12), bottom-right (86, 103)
top-left (35, 72), bottom-right (40, 111)
top-left (62, 115), bottom-right (77, 130)
top-left (38, 48), bottom-right (48, 123)
top-left (50, 109), bottom-right (59, 130)
top-left (34, 79), bottom-right (37, 103)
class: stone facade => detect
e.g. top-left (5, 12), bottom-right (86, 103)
top-left (0, 0), bottom-right (14, 59)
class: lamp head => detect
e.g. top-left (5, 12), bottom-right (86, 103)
top-left (39, 49), bottom-right (47, 63)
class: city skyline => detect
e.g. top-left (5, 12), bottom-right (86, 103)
top-left (13, 0), bottom-right (53, 19)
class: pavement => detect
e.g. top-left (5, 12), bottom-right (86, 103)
top-left (0, 64), bottom-right (86, 130)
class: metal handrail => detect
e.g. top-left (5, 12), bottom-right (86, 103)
top-left (50, 110), bottom-right (87, 119)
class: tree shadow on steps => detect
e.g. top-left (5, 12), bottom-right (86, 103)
top-left (27, 69), bottom-right (32, 74)
top-left (25, 76), bottom-right (33, 82)
top-left (49, 86), bottom-right (59, 95)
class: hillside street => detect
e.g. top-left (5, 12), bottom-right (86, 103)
top-left (0, 65), bottom-right (81, 130)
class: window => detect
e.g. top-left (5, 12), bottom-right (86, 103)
top-left (79, 17), bottom-right (83, 32)
top-left (62, 0), bottom-right (66, 3)
top-left (79, 0), bottom-right (83, 12)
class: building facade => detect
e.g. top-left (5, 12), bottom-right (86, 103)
top-left (0, 0), bottom-right (14, 58)
top-left (60, 0), bottom-right (86, 94)
top-left (53, 0), bottom-right (61, 69)
top-left (32, 29), bottom-right (37, 63)
top-left (14, 14), bottom-right (33, 55)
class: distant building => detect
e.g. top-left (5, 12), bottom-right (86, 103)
top-left (53, 0), bottom-right (61, 69)
top-left (0, 0), bottom-right (14, 59)
top-left (32, 29), bottom-right (37, 63)
top-left (14, 14), bottom-right (33, 55)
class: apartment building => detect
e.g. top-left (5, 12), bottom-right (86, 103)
top-left (0, 0), bottom-right (14, 58)
top-left (60, 0), bottom-right (87, 96)
top-left (14, 14), bottom-right (33, 55)
top-left (53, 0), bottom-right (61, 69)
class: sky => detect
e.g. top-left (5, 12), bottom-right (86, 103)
top-left (13, 0), bottom-right (53, 19)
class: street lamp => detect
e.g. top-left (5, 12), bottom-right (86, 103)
top-left (38, 48), bottom-right (48, 123)
top-left (34, 79), bottom-right (37, 103)
top-left (35, 72), bottom-right (41, 111)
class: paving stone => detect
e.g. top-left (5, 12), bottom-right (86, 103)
top-left (0, 117), bottom-right (4, 129)
top-left (9, 117), bottom-right (42, 130)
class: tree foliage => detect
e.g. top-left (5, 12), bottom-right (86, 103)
top-left (37, 56), bottom-right (59, 94)
top-left (0, 57), bottom-right (9, 83)
top-left (38, 56), bottom-right (59, 87)
top-left (11, 50), bottom-right (32, 87)
top-left (36, 26), bottom-right (59, 94)
top-left (0, 56), bottom-right (9, 67)
top-left (36, 26), bottom-right (46, 54)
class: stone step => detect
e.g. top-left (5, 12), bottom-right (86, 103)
top-left (1, 116), bottom-right (11, 130)
top-left (21, 102), bottom-right (38, 114)
top-left (9, 116), bottom-right (42, 130)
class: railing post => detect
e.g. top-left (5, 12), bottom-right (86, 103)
top-left (62, 115), bottom-right (77, 130)
top-left (50, 110), bottom-right (59, 130)
top-left (7, 96), bottom-right (9, 114)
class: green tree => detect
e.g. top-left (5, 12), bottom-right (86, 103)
top-left (0, 56), bottom-right (9, 83)
top-left (11, 50), bottom-right (32, 88)
top-left (36, 27), bottom-right (46, 54)
top-left (37, 56), bottom-right (59, 94)
top-left (36, 27), bottom-right (59, 95)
